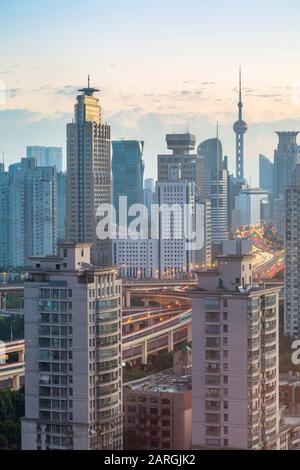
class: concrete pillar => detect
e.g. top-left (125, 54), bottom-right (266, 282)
top-left (12, 375), bottom-right (20, 391)
top-left (18, 349), bottom-right (25, 362)
top-left (168, 330), bottom-right (174, 353)
top-left (126, 291), bottom-right (131, 308)
top-left (143, 299), bottom-right (150, 307)
top-left (187, 323), bottom-right (192, 343)
top-left (141, 341), bottom-right (147, 366)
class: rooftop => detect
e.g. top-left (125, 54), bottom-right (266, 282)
top-left (124, 369), bottom-right (191, 394)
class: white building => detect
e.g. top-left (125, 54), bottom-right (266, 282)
top-left (113, 238), bottom-right (158, 279)
top-left (234, 189), bottom-right (269, 228)
top-left (22, 243), bottom-right (123, 450)
top-left (156, 164), bottom-right (197, 279)
top-left (191, 244), bottom-right (281, 450)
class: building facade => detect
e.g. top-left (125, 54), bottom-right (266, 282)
top-left (284, 164), bottom-right (300, 337)
top-left (233, 189), bottom-right (270, 228)
top-left (198, 138), bottom-right (229, 244)
top-left (191, 245), bottom-right (281, 449)
top-left (274, 132), bottom-right (300, 198)
top-left (21, 243), bottom-right (123, 450)
top-left (66, 81), bottom-right (112, 267)
top-left (112, 140), bottom-right (145, 225)
top-left (27, 146), bottom-right (63, 173)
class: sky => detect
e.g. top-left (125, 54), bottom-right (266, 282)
top-left (1, 0), bottom-right (300, 185)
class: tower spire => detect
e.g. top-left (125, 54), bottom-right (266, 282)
top-left (88, 74), bottom-right (90, 88)
top-left (233, 67), bottom-right (248, 181)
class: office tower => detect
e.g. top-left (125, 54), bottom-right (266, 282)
top-left (198, 138), bottom-right (229, 244)
top-left (273, 196), bottom-right (285, 237)
top-left (284, 164), bottom-right (300, 337)
top-left (112, 140), bottom-right (144, 225)
top-left (233, 68), bottom-right (248, 181)
top-left (0, 165), bottom-right (10, 267)
top-left (66, 79), bottom-right (112, 267)
top-left (233, 188), bottom-right (270, 228)
top-left (57, 172), bottom-right (67, 243)
top-left (274, 132), bottom-right (300, 198)
top-left (158, 133), bottom-right (205, 203)
top-left (191, 242), bottom-right (281, 449)
top-left (156, 163), bottom-right (197, 279)
top-left (7, 158), bottom-right (57, 267)
top-left (144, 178), bottom-right (156, 213)
top-left (27, 146), bottom-right (63, 173)
top-left (259, 154), bottom-right (274, 192)
top-left (21, 243), bottom-right (123, 450)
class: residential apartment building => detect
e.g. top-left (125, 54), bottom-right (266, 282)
top-left (21, 243), bottom-right (123, 450)
top-left (191, 244), bottom-right (281, 449)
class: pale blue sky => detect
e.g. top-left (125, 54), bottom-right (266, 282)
top-left (1, 0), bottom-right (300, 184)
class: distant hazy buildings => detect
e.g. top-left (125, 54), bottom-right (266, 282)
top-left (112, 140), bottom-right (144, 225)
top-left (259, 154), bottom-right (274, 192)
top-left (21, 243), bottom-right (123, 450)
top-left (144, 178), bottom-right (156, 213)
top-left (66, 80), bottom-right (112, 266)
top-left (191, 242), bottom-right (281, 449)
top-left (233, 188), bottom-right (270, 228)
top-left (27, 146), bottom-right (63, 172)
top-left (285, 164), bottom-right (300, 337)
top-left (274, 132), bottom-right (300, 198)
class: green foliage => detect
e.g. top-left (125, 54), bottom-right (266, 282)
top-left (0, 388), bottom-right (24, 450)
top-left (0, 316), bottom-right (24, 342)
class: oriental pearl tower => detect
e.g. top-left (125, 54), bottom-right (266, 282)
top-left (233, 67), bottom-right (248, 181)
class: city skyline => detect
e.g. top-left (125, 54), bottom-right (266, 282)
top-left (2, 0), bottom-right (300, 185)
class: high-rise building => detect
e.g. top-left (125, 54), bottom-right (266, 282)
top-left (112, 140), bottom-right (144, 225)
top-left (4, 158), bottom-right (57, 267)
top-left (21, 243), bottom-right (123, 450)
top-left (284, 164), bottom-right (300, 337)
top-left (274, 132), bottom-right (300, 198)
top-left (259, 154), bottom-right (274, 192)
top-left (66, 79), bottom-right (112, 267)
top-left (197, 138), bottom-right (229, 244)
top-left (156, 166), bottom-right (197, 279)
top-left (158, 133), bottom-right (205, 203)
top-left (233, 68), bottom-right (248, 181)
top-left (27, 146), bottom-right (63, 173)
top-left (113, 239), bottom-right (158, 279)
top-left (191, 242), bottom-right (281, 449)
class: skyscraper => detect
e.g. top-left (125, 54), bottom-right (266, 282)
top-left (66, 78), bottom-right (112, 267)
top-left (2, 158), bottom-right (57, 267)
top-left (191, 242), bottom-right (281, 449)
top-left (27, 146), bottom-right (63, 173)
top-left (284, 164), bottom-right (300, 337)
top-left (273, 131), bottom-right (300, 198)
top-left (197, 138), bottom-right (229, 244)
top-left (112, 140), bottom-right (144, 225)
top-left (259, 154), bottom-right (274, 192)
top-left (233, 68), bottom-right (248, 181)
top-left (0, 165), bottom-right (10, 267)
top-left (21, 243), bottom-right (123, 450)
top-left (56, 172), bottom-right (67, 243)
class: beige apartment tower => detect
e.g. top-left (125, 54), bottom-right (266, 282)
top-left (21, 243), bottom-right (123, 450)
top-left (191, 244), bottom-right (281, 449)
